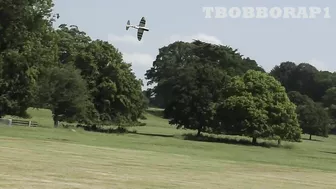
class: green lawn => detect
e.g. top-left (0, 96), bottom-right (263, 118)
top-left (0, 108), bottom-right (336, 188)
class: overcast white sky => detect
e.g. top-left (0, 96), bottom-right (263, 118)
top-left (53, 0), bottom-right (335, 89)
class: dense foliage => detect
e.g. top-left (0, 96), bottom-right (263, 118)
top-left (33, 65), bottom-right (93, 127)
top-left (145, 40), bottom-right (264, 110)
top-left (0, 0), bottom-right (57, 117)
top-left (0, 0), bottom-right (146, 127)
top-left (145, 40), bottom-right (335, 143)
top-left (216, 70), bottom-right (301, 143)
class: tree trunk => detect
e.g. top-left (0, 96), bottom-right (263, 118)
top-left (53, 114), bottom-right (59, 128)
top-left (252, 137), bottom-right (257, 144)
top-left (309, 134), bottom-right (312, 140)
top-left (196, 128), bottom-right (201, 137)
top-left (278, 139), bottom-right (281, 146)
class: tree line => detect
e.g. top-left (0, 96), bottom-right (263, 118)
top-left (1, 0), bottom-right (334, 144)
top-left (144, 41), bottom-right (336, 143)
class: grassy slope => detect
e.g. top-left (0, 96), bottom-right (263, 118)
top-left (0, 108), bottom-right (336, 188)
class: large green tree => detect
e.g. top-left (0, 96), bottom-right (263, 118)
top-left (322, 87), bottom-right (336, 132)
top-left (165, 61), bottom-right (229, 136)
top-left (217, 70), bottom-right (301, 144)
top-left (269, 61), bottom-right (297, 91)
top-left (270, 62), bottom-right (336, 102)
top-left (313, 71), bottom-right (336, 102)
top-left (55, 25), bottom-right (146, 124)
top-left (33, 65), bottom-right (94, 127)
top-left (288, 91), bottom-right (330, 140)
top-left (0, 0), bottom-right (57, 117)
top-left (145, 40), bottom-right (264, 109)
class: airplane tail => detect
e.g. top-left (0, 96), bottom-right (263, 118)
top-left (126, 20), bottom-right (130, 30)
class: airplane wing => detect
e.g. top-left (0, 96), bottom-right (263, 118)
top-left (139, 17), bottom-right (146, 27)
top-left (137, 17), bottom-right (146, 41)
top-left (137, 28), bottom-right (144, 41)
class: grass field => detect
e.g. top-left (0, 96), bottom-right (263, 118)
top-left (0, 108), bottom-right (336, 188)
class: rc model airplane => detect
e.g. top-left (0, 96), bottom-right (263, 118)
top-left (126, 17), bottom-right (149, 41)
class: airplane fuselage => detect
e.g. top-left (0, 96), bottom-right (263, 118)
top-left (128, 25), bottom-right (149, 31)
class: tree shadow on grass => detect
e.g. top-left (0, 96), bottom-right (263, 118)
top-left (301, 138), bottom-right (323, 142)
top-left (46, 138), bottom-right (72, 142)
top-left (183, 133), bottom-right (293, 149)
top-left (133, 132), bottom-right (174, 138)
top-left (76, 124), bottom-right (174, 138)
top-left (320, 151), bottom-right (336, 155)
top-left (77, 125), bottom-right (137, 134)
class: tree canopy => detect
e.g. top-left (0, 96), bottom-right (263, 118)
top-left (0, 0), bottom-right (57, 117)
top-left (0, 1), bottom-right (146, 127)
top-left (287, 91), bottom-right (330, 140)
top-left (145, 40), bottom-right (264, 110)
top-left (217, 70), bottom-right (301, 143)
top-left (164, 60), bottom-right (229, 136)
top-left (34, 65), bottom-right (93, 127)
